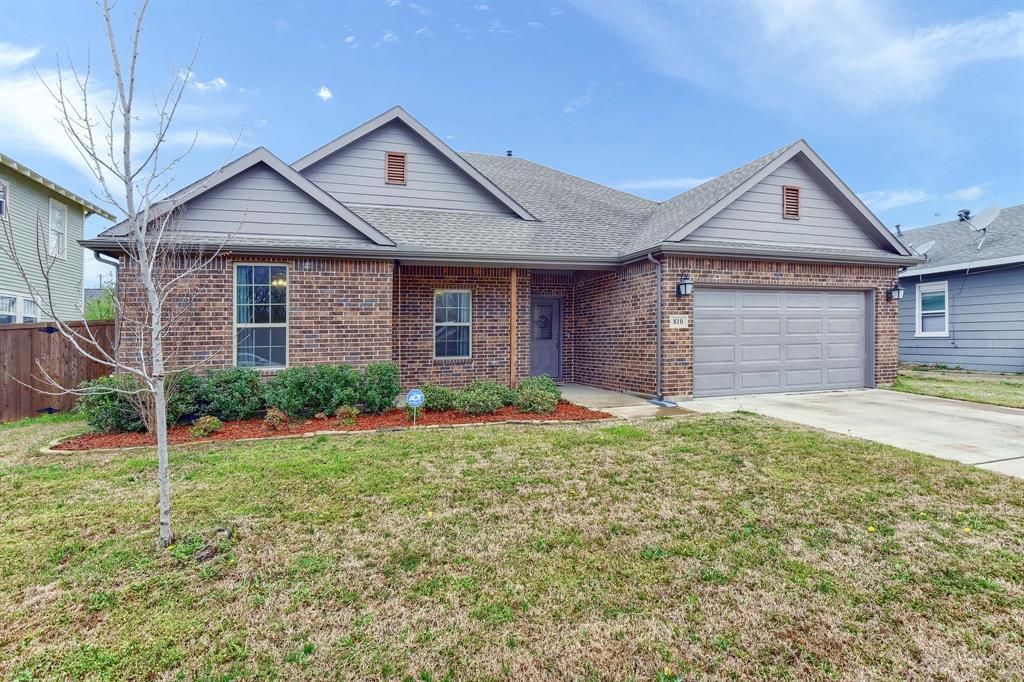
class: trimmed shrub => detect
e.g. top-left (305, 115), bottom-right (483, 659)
top-left (76, 375), bottom-right (146, 434)
top-left (202, 368), bottom-right (264, 421)
top-left (420, 382), bottom-right (457, 412)
top-left (262, 407), bottom-right (288, 432)
top-left (512, 385), bottom-right (559, 414)
top-left (334, 405), bottom-right (359, 426)
top-left (516, 375), bottom-right (560, 397)
top-left (189, 415), bottom-right (223, 438)
top-left (453, 380), bottom-right (508, 416)
top-left (263, 364), bottom-right (360, 418)
top-left (167, 370), bottom-right (205, 425)
top-left (360, 362), bottom-right (401, 414)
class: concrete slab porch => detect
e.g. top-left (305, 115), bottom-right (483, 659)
top-left (558, 383), bottom-right (691, 419)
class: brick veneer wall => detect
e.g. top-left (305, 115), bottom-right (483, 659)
top-left (659, 256), bottom-right (900, 398)
top-left (572, 260), bottom-right (659, 396)
top-left (393, 265), bottom-right (530, 390)
top-left (116, 256), bottom-right (393, 371)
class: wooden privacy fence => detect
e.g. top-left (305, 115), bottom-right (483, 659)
top-left (0, 320), bottom-right (114, 423)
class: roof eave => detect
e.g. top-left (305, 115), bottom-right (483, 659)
top-left (639, 241), bottom-right (925, 266)
top-left (0, 153), bottom-right (116, 220)
top-left (898, 254), bottom-right (1024, 278)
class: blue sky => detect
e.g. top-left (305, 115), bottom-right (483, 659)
top-left (1, 0), bottom-right (1021, 286)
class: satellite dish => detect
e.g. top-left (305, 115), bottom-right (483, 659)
top-left (966, 206), bottom-right (1000, 232)
top-left (916, 240), bottom-right (936, 258)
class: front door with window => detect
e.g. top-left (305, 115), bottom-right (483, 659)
top-left (530, 297), bottom-right (561, 379)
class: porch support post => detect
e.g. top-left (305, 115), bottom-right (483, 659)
top-left (510, 267), bottom-right (518, 387)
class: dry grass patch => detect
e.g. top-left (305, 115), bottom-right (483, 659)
top-left (890, 366), bottom-right (1024, 408)
top-left (1, 414), bottom-right (1022, 680)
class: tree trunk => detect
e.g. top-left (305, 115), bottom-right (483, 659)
top-left (153, 375), bottom-right (173, 547)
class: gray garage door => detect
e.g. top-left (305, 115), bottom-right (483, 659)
top-left (694, 288), bottom-right (869, 398)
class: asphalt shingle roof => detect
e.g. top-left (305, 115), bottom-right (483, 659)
top-left (900, 204), bottom-right (1024, 273)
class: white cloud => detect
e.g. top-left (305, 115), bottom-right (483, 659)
top-left (617, 177), bottom-right (712, 191)
top-left (0, 43), bottom-right (40, 70)
top-left (238, 86), bottom-right (260, 95)
top-left (274, 18), bottom-right (290, 31)
top-left (415, 26), bottom-right (433, 37)
top-left (475, 3), bottom-right (489, 10)
top-left (387, 0), bottom-right (400, 6)
top-left (946, 184), bottom-right (986, 201)
top-left (165, 129), bottom-right (240, 148)
top-left (549, 7), bottom-right (565, 16)
top-left (573, 2), bottom-right (1024, 112)
top-left (562, 93), bottom-right (592, 113)
top-left (407, 2), bottom-right (431, 15)
top-left (375, 30), bottom-right (400, 46)
top-left (195, 76), bottom-right (228, 91)
top-left (345, 35), bottom-right (356, 43)
top-left (859, 189), bottom-right (930, 211)
top-left (315, 86), bottom-right (333, 102)
top-left (488, 20), bottom-right (514, 34)
top-left (526, 21), bottom-right (544, 29)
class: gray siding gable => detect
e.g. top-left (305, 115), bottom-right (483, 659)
top-left (898, 265), bottom-right (1024, 372)
top-left (178, 162), bottom-right (372, 240)
top-left (300, 120), bottom-right (515, 215)
top-left (688, 157), bottom-right (888, 251)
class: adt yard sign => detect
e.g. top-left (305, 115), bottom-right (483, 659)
top-left (406, 388), bottom-right (425, 425)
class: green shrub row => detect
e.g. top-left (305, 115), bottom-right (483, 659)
top-left (419, 375), bottom-right (560, 416)
top-left (77, 362), bottom-right (401, 433)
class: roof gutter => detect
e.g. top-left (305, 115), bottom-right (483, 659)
top-left (625, 242), bottom-right (926, 266)
top-left (898, 254), bottom-right (1024, 278)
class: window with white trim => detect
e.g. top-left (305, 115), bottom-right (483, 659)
top-left (21, 298), bottom-right (38, 323)
top-left (235, 264), bottom-right (288, 368)
top-left (48, 199), bottom-right (67, 258)
top-left (0, 295), bottom-right (15, 324)
top-left (916, 281), bottom-right (948, 337)
top-left (434, 290), bottom-right (471, 358)
top-left (0, 180), bottom-right (9, 220)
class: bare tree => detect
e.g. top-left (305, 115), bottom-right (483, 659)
top-left (0, 0), bottom-right (235, 547)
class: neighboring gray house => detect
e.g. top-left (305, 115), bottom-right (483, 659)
top-left (0, 154), bottom-right (114, 324)
top-left (898, 204), bottom-right (1024, 372)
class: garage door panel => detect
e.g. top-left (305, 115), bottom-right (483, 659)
top-left (694, 288), bottom-right (868, 397)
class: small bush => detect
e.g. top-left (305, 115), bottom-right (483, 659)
top-left (167, 370), bottom-right (205, 425)
top-left (512, 385), bottom-right (559, 414)
top-left (263, 365), bottom-right (360, 418)
top-left (202, 368), bottom-right (264, 421)
top-left (189, 415), bottom-right (223, 438)
top-left (421, 382), bottom-right (457, 412)
top-left (76, 375), bottom-right (146, 433)
top-left (360, 362), bottom-right (401, 414)
top-left (454, 380), bottom-right (508, 415)
top-left (334, 405), bottom-right (359, 426)
top-left (516, 375), bottom-right (560, 397)
top-left (262, 407), bottom-right (288, 432)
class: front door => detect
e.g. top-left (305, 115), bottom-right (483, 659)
top-left (530, 297), bottom-right (562, 379)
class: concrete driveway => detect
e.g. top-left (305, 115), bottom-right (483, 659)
top-left (686, 389), bottom-right (1024, 478)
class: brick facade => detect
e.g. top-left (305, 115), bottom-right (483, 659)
top-left (117, 255), bottom-right (898, 401)
top-left (117, 256), bottom-right (393, 371)
top-left (393, 265), bottom-right (530, 390)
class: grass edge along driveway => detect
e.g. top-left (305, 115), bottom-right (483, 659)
top-left (2, 413), bottom-right (1022, 680)
top-left (889, 366), bottom-right (1024, 409)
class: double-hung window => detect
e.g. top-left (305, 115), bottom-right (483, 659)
top-left (21, 298), bottom-right (38, 323)
top-left (0, 180), bottom-right (9, 220)
top-left (0, 294), bottom-right (15, 324)
top-left (48, 199), bottom-right (67, 258)
top-left (916, 281), bottom-right (948, 337)
top-left (235, 264), bottom-right (288, 368)
top-left (434, 290), bottom-right (471, 358)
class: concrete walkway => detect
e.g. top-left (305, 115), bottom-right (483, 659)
top-left (687, 389), bottom-right (1024, 479)
top-left (558, 384), bottom-right (691, 419)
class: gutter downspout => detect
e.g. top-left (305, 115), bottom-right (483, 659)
top-left (646, 253), bottom-right (678, 408)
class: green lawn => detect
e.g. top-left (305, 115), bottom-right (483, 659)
top-left (889, 366), bottom-right (1024, 409)
top-left (2, 414), bottom-right (1022, 680)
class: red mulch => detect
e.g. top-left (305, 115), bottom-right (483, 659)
top-left (55, 402), bottom-right (611, 452)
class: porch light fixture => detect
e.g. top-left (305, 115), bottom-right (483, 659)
top-left (676, 273), bottom-right (694, 297)
top-left (887, 280), bottom-right (904, 301)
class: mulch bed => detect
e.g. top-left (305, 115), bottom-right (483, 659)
top-left (55, 402), bottom-right (611, 451)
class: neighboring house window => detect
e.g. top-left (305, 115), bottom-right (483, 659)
top-left (916, 281), bottom-right (948, 337)
top-left (21, 298), bottom-right (38, 323)
top-left (0, 295), bottom-right (15, 324)
top-left (782, 185), bottom-right (800, 219)
top-left (434, 290), bottom-right (471, 358)
top-left (385, 152), bottom-right (407, 185)
top-left (235, 264), bottom-right (288, 368)
top-left (48, 199), bottom-right (67, 258)
top-left (0, 180), bottom-right (9, 219)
